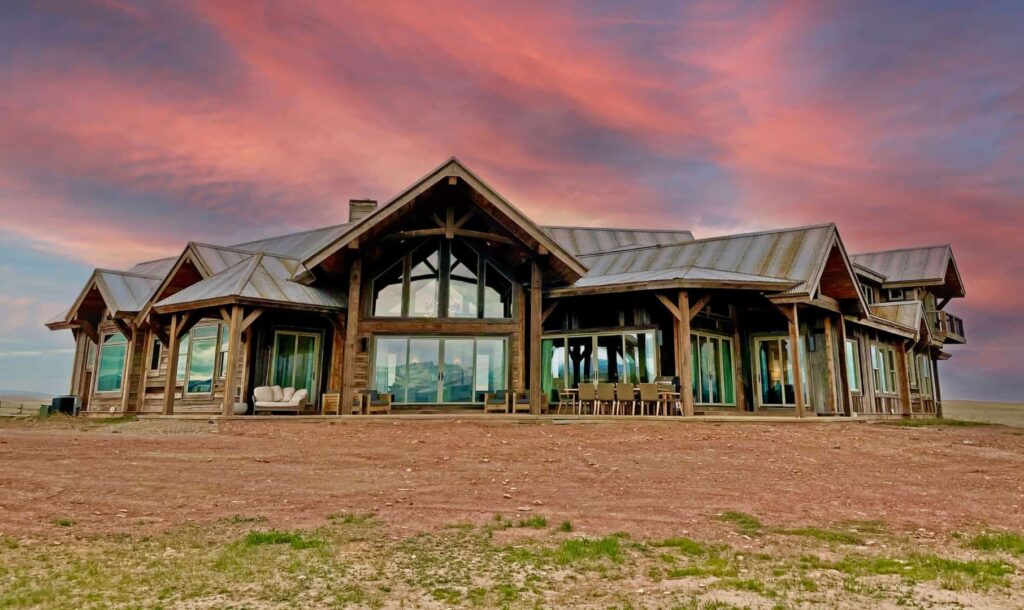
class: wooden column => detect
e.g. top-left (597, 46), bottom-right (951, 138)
top-left (932, 355), bottom-right (943, 419)
top-left (896, 341), bottom-right (913, 417)
top-left (135, 329), bottom-right (150, 412)
top-left (516, 283), bottom-right (526, 392)
top-left (835, 316), bottom-right (853, 416)
top-left (119, 326), bottom-right (136, 413)
top-left (162, 315), bottom-right (180, 415)
top-left (341, 258), bottom-right (362, 413)
top-left (787, 304), bottom-right (805, 418)
top-left (327, 313), bottom-right (345, 393)
top-left (823, 316), bottom-right (839, 414)
top-left (529, 260), bottom-right (542, 414)
top-left (730, 305), bottom-right (747, 413)
top-left (221, 306), bottom-right (243, 416)
top-left (678, 291), bottom-right (694, 417)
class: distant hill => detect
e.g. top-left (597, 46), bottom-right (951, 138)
top-left (0, 389), bottom-right (53, 406)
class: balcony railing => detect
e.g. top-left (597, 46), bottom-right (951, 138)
top-left (931, 310), bottom-right (966, 342)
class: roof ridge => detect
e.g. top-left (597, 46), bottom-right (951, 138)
top-left (95, 268), bottom-right (164, 280)
top-left (542, 224), bottom-right (694, 235)
top-left (232, 253), bottom-right (264, 296)
top-left (852, 244), bottom-right (951, 257)
top-left (578, 222), bottom-right (837, 258)
top-left (230, 222), bottom-right (351, 249)
top-left (189, 241), bottom-right (303, 262)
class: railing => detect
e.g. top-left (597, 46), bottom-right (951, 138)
top-left (931, 310), bottom-right (966, 342)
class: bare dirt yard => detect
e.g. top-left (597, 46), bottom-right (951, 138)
top-left (2, 416), bottom-right (1024, 608)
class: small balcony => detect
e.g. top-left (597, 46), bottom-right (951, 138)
top-left (931, 310), bottom-right (966, 344)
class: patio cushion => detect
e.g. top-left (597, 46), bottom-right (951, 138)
top-left (290, 389), bottom-right (308, 405)
top-left (282, 387), bottom-right (296, 402)
top-left (253, 386), bottom-right (274, 402)
top-left (271, 385), bottom-right (284, 402)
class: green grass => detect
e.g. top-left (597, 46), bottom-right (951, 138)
top-left (717, 511), bottom-right (763, 535)
top-left (970, 532), bottom-right (1024, 556)
top-left (557, 520), bottom-right (574, 532)
top-left (53, 518), bottom-right (75, 527)
top-left (779, 526), bottom-right (864, 545)
top-left (801, 552), bottom-right (1013, 590)
top-left (651, 536), bottom-right (707, 556)
top-left (516, 515), bottom-right (548, 529)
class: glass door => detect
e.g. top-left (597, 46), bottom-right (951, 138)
top-left (406, 338), bottom-right (440, 403)
top-left (271, 331), bottom-right (321, 404)
top-left (754, 336), bottom-right (794, 407)
top-left (442, 339), bottom-right (475, 402)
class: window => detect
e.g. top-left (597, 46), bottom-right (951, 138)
top-left (870, 344), bottom-right (899, 395)
top-left (372, 336), bottom-right (506, 403)
top-left (692, 333), bottom-right (735, 405)
top-left (919, 356), bottom-right (933, 398)
top-left (907, 352), bottom-right (919, 389)
top-left (370, 239), bottom-right (513, 320)
top-left (176, 335), bottom-right (189, 382)
top-left (543, 331), bottom-right (658, 397)
top-left (85, 341), bottom-right (97, 372)
top-left (96, 332), bottom-right (128, 393)
top-left (886, 288), bottom-right (907, 301)
top-left (845, 339), bottom-right (861, 393)
top-left (217, 326), bottom-right (230, 378)
top-left (861, 283), bottom-right (876, 305)
top-left (149, 338), bottom-right (162, 372)
top-left (185, 325), bottom-right (218, 395)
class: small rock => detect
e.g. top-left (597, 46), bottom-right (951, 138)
top-left (516, 506), bottom-right (532, 512)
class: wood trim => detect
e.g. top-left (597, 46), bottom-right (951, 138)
top-left (119, 327), bottom-right (136, 413)
top-left (221, 306), bottom-right (242, 416)
top-left (341, 257), bottom-right (362, 412)
top-left (688, 293), bottom-right (712, 320)
top-left (358, 319), bottom-right (519, 334)
top-left (730, 305), bottom-right (747, 413)
top-left (540, 301), bottom-right (559, 325)
top-left (788, 304), bottom-right (805, 417)
top-left (78, 320), bottom-right (99, 344)
top-left (823, 315), bottom-right (838, 414)
top-left (656, 294), bottom-right (682, 321)
top-left (678, 291), bottom-right (694, 417)
top-left (529, 260), bottom-right (542, 414)
top-left (896, 341), bottom-right (913, 416)
top-left (240, 308), bottom-right (264, 332)
top-left (162, 314), bottom-right (180, 415)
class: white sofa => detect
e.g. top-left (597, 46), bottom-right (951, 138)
top-left (253, 385), bottom-right (308, 414)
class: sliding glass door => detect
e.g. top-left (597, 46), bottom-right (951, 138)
top-left (543, 330), bottom-right (658, 397)
top-left (270, 331), bottom-right (321, 403)
top-left (372, 336), bottom-right (507, 404)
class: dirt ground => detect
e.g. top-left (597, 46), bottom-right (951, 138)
top-left (2, 417), bottom-right (1023, 541)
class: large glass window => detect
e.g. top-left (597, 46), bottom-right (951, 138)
top-left (692, 333), bottom-right (735, 405)
top-left (369, 239), bottom-right (512, 320)
top-left (176, 335), bottom-right (189, 382)
top-left (186, 325), bottom-right (218, 395)
top-left (409, 246), bottom-right (441, 317)
top-left (96, 332), bottom-right (128, 393)
top-left (217, 326), bottom-right (230, 379)
top-left (372, 336), bottom-right (506, 404)
top-left (447, 241), bottom-right (478, 318)
top-left (543, 331), bottom-right (658, 395)
top-left (149, 338), bottom-right (162, 372)
top-left (845, 339), bottom-right (861, 393)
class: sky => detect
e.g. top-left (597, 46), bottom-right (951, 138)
top-left (0, 0), bottom-right (1021, 400)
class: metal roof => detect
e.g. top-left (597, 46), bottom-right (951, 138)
top-left (568, 266), bottom-right (797, 290)
top-left (231, 223), bottom-right (353, 260)
top-left (869, 301), bottom-right (922, 333)
top-left (127, 256), bottom-right (177, 277)
top-left (154, 253), bottom-right (343, 311)
top-left (540, 226), bottom-right (694, 257)
top-left (96, 270), bottom-right (164, 314)
top-left (568, 224), bottom-right (837, 295)
top-left (852, 245), bottom-right (951, 285)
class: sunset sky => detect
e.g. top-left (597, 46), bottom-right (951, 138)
top-left (1, 1), bottom-right (1021, 399)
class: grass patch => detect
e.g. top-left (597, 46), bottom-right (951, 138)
top-left (802, 552), bottom-right (1013, 590)
top-left (516, 515), bottom-right (548, 529)
top-left (241, 530), bottom-right (325, 550)
top-left (326, 512), bottom-right (376, 526)
top-left (970, 531), bottom-right (1024, 556)
top-left (717, 511), bottom-right (763, 535)
top-left (651, 536), bottom-right (707, 556)
top-left (779, 526), bottom-right (864, 546)
top-left (53, 518), bottom-right (75, 527)
top-left (557, 520), bottom-right (573, 533)
top-left (552, 535), bottom-right (624, 564)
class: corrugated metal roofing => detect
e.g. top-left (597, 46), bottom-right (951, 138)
top-left (191, 244), bottom-right (253, 275)
top-left (155, 253), bottom-right (343, 311)
top-left (127, 257), bottom-right (177, 277)
top-left (232, 223), bottom-right (354, 260)
top-left (852, 246), bottom-right (951, 285)
top-left (96, 270), bottom-right (164, 314)
top-left (569, 266), bottom-right (797, 289)
top-left (573, 224), bottom-right (837, 294)
top-left (540, 226), bottom-right (694, 257)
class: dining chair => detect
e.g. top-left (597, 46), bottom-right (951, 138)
top-left (596, 383), bottom-right (616, 415)
top-left (577, 383), bottom-right (597, 415)
top-left (638, 383), bottom-right (663, 416)
top-left (615, 383), bottom-right (636, 416)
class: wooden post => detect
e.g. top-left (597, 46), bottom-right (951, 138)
top-left (119, 326), bottom-right (136, 413)
top-left (678, 291), bottom-right (694, 417)
top-left (327, 313), bottom-right (345, 392)
top-left (529, 260), bottom-right (542, 414)
top-left (896, 341), bottom-right (913, 417)
top-left (162, 315), bottom-right (180, 415)
top-left (221, 306), bottom-right (243, 416)
top-left (341, 258), bottom-right (362, 414)
top-left (931, 355), bottom-right (943, 419)
top-left (788, 304), bottom-right (805, 418)
top-left (823, 316), bottom-right (838, 415)
top-left (516, 282), bottom-right (526, 392)
top-left (835, 316), bottom-right (852, 416)
top-left (730, 305), bottom-right (746, 413)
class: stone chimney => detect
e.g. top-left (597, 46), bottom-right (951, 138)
top-left (348, 199), bottom-right (377, 222)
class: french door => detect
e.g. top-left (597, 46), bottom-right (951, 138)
top-left (270, 331), bottom-right (321, 404)
top-left (373, 336), bottom-right (507, 404)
